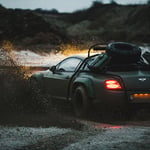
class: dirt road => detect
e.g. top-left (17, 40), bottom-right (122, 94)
top-left (0, 125), bottom-right (150, 150)
top-left (0, 111), bottom-right (150, 150)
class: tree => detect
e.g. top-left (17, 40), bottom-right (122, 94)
top-left (147, 0), bottom-right (150, 4)
top-left (0, 4), bottom-right (5, 9)
top-left (110, 0), bottom-right (118, 5)
top-left (49, 8), bottom-right (59, 14)
top-left (96, 0), bottom-right (103, 4)
top-left (91, 0), bottom-right (103, 9)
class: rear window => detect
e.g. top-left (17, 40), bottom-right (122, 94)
top-left (113, 43), bottom-right (134, 51)
top-left (106, 63), bottom-right (150, 72)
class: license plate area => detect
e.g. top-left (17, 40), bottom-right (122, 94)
top-left (130, 93), bottom-right (150, 103)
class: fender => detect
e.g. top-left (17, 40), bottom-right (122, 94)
top-left (71, 77), bottom-right (95, 99)
top-left (31, 71), bottom-right (44, 81)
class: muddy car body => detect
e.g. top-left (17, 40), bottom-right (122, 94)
top-left (31, 42), bottom-right (150, 116)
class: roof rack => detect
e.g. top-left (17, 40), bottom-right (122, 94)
top-left (88, 43), bottom-right (107, 57)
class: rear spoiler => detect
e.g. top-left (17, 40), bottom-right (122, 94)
top-left (88, 43), bottom-right (107, 57)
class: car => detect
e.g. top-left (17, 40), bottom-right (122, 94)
top-left (31, 42), bottom-right (150, 117)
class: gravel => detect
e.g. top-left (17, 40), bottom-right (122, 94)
top-left (63, 126), bottom-right (150, 150)
top-left (0, 121), bottom-right (150, 150)
top-left (0, 126), bottom-right (71, 150)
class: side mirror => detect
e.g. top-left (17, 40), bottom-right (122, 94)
top-left (50, 66), bottom-right (56, 73)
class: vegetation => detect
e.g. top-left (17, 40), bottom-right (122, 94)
top-left (0, 2), bottom-right (150, 52)
top-left (147, 0), bottom-right (150, 4)
top-left (110, 0), bottom-right (118, 5)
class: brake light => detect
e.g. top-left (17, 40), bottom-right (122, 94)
top-left (105, 80), bottom-right (122, 90)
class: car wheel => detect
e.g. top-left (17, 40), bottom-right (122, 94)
top-left (72, 86), bottom-right (91, 117)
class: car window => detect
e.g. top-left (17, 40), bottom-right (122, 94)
top-left (56, 57), bottom-right (82, 72)
top-left (82, 55), bottom-right (101, 71)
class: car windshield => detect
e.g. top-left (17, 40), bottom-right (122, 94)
top-left (56, 57), bottom-right (82, 72)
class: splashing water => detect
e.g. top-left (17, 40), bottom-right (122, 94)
top-left (12, 50), bottom-right (67, 67)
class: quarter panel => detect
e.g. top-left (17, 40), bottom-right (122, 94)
top-left (72, 76), bottom-right (95, 98)
top-left (72, 72), bottom-right (127, 107)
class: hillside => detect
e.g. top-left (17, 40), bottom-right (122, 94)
top-left (65, 4), bottom-right (150, 43)
top-left (0, 3), bottom-right (150, 51)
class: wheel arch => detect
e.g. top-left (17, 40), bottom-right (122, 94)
top-left (30, 73), bottom-right (45, 90)
top-left (71, 78), bottom-right (95, 99)
top-left (31, 73), bottom-right (43, 82)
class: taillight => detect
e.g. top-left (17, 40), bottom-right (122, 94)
top-left (105, 79), bottom-right (122, 90)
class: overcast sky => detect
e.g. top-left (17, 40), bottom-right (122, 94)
top-left (0, 0), bottom-right (148, 12)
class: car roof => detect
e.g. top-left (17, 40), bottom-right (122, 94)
top-left (68, 55), bottom-right (87, 60)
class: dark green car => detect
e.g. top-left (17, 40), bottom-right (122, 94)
top-left (31, 42), bottom-right (150, 117)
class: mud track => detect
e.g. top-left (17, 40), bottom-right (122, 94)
top-left (0, 105), bottom-right (150, 150)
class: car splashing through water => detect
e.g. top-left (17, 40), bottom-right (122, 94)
top-left (12, 50), bottom-right (66, 67)
top-left (1, 44), bottom-right (150, 78)
top-left (6, 46), bottom-right (88, 77)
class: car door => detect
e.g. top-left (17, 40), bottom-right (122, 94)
top-left (44, 57), bottom-right (82, 100)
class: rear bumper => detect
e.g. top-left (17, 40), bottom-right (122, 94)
top-left (93, 90), bottom-right (150, 110)
top-left (93, 90), bottom-right (127, 110)
top-left (127, 91), bottom-right (150, 104)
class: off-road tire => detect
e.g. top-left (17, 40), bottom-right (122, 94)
top-left (72, 86), bottom-right (91, 118)
top-left (106, 42), bottom-right (141, 63)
